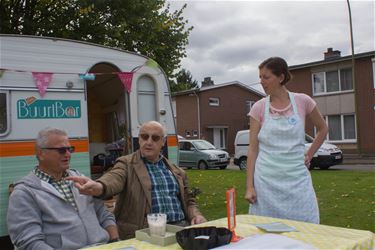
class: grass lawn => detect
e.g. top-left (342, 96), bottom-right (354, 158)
top-left (186, 169), bottom-right (375, 232)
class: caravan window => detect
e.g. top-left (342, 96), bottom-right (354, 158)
top-left (137, 75), bottom-right (157, 124)
top-left (0, 92), bottom-right (9, 135)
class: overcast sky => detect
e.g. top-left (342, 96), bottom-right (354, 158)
top-left (167, 0), bottom-right (374, 92)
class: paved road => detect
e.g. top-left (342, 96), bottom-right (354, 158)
top-left (326, 164), bottom-right (374, 171)
top-left (226, 158), bottom-right (374, 171)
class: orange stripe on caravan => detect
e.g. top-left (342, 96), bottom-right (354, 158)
top-left (167, 135), bottom-right (178, 147)
top-left (0, 139), bottom-right (89, 157)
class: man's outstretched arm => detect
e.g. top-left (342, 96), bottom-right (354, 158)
top-left (66, 176), bottom-right (104, 196)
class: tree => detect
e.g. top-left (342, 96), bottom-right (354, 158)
top-left (170, 68), bottom-right (198, 93)
top-left (0, 0), bottom-right (192, 79)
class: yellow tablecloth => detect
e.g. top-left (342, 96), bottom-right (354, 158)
top-left (86, 214), bottom-right (375, 250)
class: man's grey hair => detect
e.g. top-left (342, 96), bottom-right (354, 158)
top-left (36, 127), bottom-right (67, 149)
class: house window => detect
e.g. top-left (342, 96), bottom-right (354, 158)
top-left (192, 130), bottom-right (198, 137)
top-left (343, 115), bottom-right (356, 139)
top-left (340, 68), bottom-right (353, 91)
top-left (323, 114), bottom-right (356, 142)
top-left (209, 97), bottom-right (220, 106)
top-left (185, 130), bottom-right (191, 137)
top-left (326, 71), bottom-right (339, 92)
top-left (312, 68), bottom-right (353, 95)
top-left (0, 91), bottom-right (9, 136)
top-left (313, 72), bottom-right (325, 94)
top-left (245, 100), bottom-right (255, 114)
top-left (327, 115), bottom-right (341, 140)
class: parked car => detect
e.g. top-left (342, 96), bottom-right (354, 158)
top-left (177, 135), bottom-right (185, 141)
top-left (233, 130), bottom-right (250, 170)
top-left (178, 139), bottom-right (230, 169)
top-left (305, 134), bottom-right (343, 170)
top-left (234, 130), bottom-right (343, 170)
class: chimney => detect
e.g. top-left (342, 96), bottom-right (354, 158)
top-left (324, 48), bottom-right (341, 60)
top-left (201, 77), bottom-right (214, 88)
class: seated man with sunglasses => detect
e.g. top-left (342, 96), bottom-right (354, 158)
top-left (68, 121), bottom-right (207, 239)
top-left (7, 127), bottom-right (119, 250)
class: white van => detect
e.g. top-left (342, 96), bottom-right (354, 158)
top-left (0, 35), bottom-right (179, 238)
top-left (234, 130), bottom-right (343, 170)
top-left (233, 130), bottom-right (249, 170)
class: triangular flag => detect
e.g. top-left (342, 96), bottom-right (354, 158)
top-left (117, 72), bottom-right (134, 93)
top-left (0, 69), bottom-right (4, 78)
top-left (32, 72), bottom-right (53, 98)
top-left (145, 58), bottom-right (158, 69)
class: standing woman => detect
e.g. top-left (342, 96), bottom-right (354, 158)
top-left (245, 57), bottom-right (328, 223)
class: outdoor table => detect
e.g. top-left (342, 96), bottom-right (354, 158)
top-left (85, 214), bottom-right (375, 250)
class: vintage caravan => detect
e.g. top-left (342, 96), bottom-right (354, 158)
top-left (0, 35), bottom-right (178, 238)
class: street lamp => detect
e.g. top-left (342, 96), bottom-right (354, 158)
top-left (346, 0), bottom-right (360, 155)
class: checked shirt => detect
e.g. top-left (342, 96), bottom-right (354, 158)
top-left (34, 168), bottom-right (77, 210)
top-left (144, 157), bottom-right (185, 222)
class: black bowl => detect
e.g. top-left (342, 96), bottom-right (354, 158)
top-left (175, 226), bottom-right (232, 250)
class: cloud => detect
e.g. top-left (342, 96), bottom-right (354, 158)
top-left (168, 0), bottom-right (374, 88)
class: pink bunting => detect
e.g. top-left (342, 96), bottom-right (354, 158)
top-left (117, 72), bottom-right (134, 93)
top-left (32, 72), bottom-right (53, 98)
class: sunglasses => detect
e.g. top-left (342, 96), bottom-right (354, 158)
top-left (42, 146), bottom-right (75, 154)
top-left (139, 133), bottom-right (163, 142)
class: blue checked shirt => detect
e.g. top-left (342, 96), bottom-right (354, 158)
top-left (34, 168), bottom-right (77, 210)
top-left (144, 157), bottom-right (185, 222)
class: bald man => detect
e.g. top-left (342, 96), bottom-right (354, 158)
top-left (68, 121), bottom-right (206, 239)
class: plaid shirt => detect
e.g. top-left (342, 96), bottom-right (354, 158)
top-left (34, 168), bottom-right (77, 210)
top-left (144, 157), bottom-right (185, 222)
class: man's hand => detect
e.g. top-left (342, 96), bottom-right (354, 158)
top-left (105, 225), bottom-right (119, 243)
top-left (65, 176), bottom-right (103, 196)
top-left (191, 215), bottom-right (207, 225)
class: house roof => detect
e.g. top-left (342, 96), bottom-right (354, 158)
top-left (289, 50), bottom-right (375, 70)
top-left (172, 80), bottom-right (265, 97)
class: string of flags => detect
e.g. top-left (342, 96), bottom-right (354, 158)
top-left (0, 58), bottom-right (159, 98)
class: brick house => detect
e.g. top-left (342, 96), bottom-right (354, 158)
top-left (172, 78), bottom-right (264, 154)
top-left (287, 48), bottom-right (375, 156)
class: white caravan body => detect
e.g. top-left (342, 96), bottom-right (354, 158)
top-left (0, 35), bottom-right (179, 237)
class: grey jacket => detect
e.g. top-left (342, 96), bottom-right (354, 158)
top-left (7, 169), bottom-right (116, 250)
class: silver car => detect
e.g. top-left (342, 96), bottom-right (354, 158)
top-left (178, 139), bottom-right (230, 169)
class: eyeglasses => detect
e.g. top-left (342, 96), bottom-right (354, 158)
top-left (42, 146), bottom-right (75, 154)
top-left (139, 133), bottom-right (163, 142)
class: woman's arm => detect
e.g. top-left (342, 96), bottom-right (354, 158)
top-left (305, 107), bottom-right (328, 166)
top-left (245, 117), bottom-right (261, 203)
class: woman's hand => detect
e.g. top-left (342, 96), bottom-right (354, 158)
top-left (304, 153), bottom-right (313, 168)
top-left (245, 187), bottom-right (257, 204)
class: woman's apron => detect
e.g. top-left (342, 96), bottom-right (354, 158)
top-left (249, 92), bottom-right (319, 224)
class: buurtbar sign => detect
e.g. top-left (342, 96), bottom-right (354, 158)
top-left (17, 97), bottom-right (81, 119)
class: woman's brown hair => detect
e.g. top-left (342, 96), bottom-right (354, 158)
top-left (258, 57), bottom-right (292, 85)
